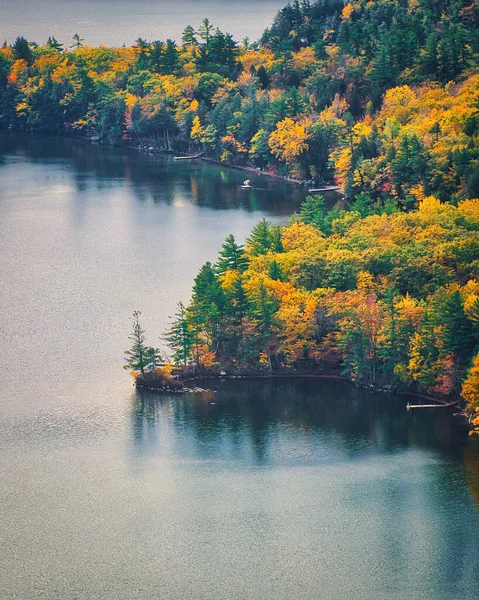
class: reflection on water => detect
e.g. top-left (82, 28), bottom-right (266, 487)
top-left (0, 133), bottom-right (308, 400)
top-left (130, 379), bottom-right (473, 467)
top-left (1, 132), bottom-right (479, 599)
top-left (0, 133), bottom-right (307, 214)
top-left (126, 380), bottom-right (479, 599)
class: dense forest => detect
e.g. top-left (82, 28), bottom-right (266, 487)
top-left (1, 0), bottom-right (479, 200)
top-left (1, 1), bottom-right (479, 425)
top-left (129, 196), bottom-right (479, 431)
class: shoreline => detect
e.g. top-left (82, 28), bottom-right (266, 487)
top-left (135, 372), bottom-right (463, 412)
top-left (0, 129), bottom-right (326, 190)
top-left (199, 156), bottom-right (305, 185)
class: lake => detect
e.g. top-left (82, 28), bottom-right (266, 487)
top-left (0, 0), bottom-right (286, 47)
top-left (1, 133), bottom-right (479, 599)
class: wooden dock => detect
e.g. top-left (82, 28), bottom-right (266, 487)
top-left (173, 152), bottom-right (205, 161)
top-left (308, 185), bottom-right (342, 193)
top-left (407, 401), bottom-right (458, 410)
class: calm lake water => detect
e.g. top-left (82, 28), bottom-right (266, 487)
top-left (1, 132), bottom-right (479, 599)
top-left (0, 0), bottom-right (286, 46)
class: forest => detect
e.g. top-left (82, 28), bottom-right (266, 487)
top-left (1, 1), bottom-right (479, 425)
top-left (1, 0), bottom-right (479, 200)
top-left (128, 196), bottom-right (479, 431)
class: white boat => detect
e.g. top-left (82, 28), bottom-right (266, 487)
top-left (241, 179), bottom-right (252, 189)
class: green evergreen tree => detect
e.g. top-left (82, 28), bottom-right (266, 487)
top-left (144, 346), bottom-right (163, 377)
top-left (298, 195), bottom-right (326, 231)
top-left (149, 40), bottom-right (164, 72)
top-left (124, 311), bottom-right (149, 376)
top-left (468, 295), bottom-right (479, 341)
top-left (215, 234), bottom-right (248, 275)
top-left (191, 262), bottom-right (225, 346)
top-left (246, 218), bottom-right (273, 256)
top-left (182, 25), bottom-right (198, 46)
top-left (250, 281), bottom-right (279, 372)
top-left (198, 18), bottom-right (214, 44)
top-left (165, 301), bottom-right (194, 366)
top-left (46, 36), bottom-right (63, 52)
top-left (256, 65), bottom-right (269, 89)
top-left (12, 36), bottom-right (32, 64)
top-left (161, 39), bottom-right (180, 75)
top-left (270, 225), bottom-right (284, 253)
top-left (70, 33), bottom-right (85, 49)
top-left (268, 259), bottom-right (283, 281)
top-left (440, 291), bottom-right (475, 368)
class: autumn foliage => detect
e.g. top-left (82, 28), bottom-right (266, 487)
top-left (163, 197), bottom-right (479, 420)
top-left (1, 0), bottom-right (479, 198)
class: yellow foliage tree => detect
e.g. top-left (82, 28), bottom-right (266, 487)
top-left (341, 4), bottom-right (354, 21)
top-left (462, 354), bottom-right (479, 434)
top-left (269, 117), bottom-right (310, 165)
top-left (190, 115), bottom-right (202, 142)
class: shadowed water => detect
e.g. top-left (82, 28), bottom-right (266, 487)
top-left (1, 133), bottom-right (479, 599)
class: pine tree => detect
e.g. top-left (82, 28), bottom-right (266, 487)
top-left (149, 40), bottom-right (164, 72)
top-left (250, 281), bottom-right (279, 372)
top-left (165, 302), bottom-right (193, 366)
top-left (246, 218), bottom-right (273, 256)
top-left (124, 311), bottom-right (149, 376)
top-left (182, 25), bottom-right (198, 46)
top-left (191, 262), bottom-right (225, 346)
top-left (268, 259), bottom-right (283, 281)
top-left (70, 33), bottom-right (85, 49)
top-left (215, 234), bottom-right (248, 276)
top-left (299, 195), bottom-right (326, 231)
top-left (46, 36), bottom-right (63, 52)
top-left (12, 36), bottom-right (32, 64)
top-left (198, 18), bottom-right (214, 44)
top-left (467, 295), bottom-right (479, 341)
top-left (271, 225), bottom-right (284, 253)
top-left (144, 346), bottom-right (163, 378)
top-left (161, 39), bottom-right (180, 75)
top-left (441, 291), bottom-right (475, 369)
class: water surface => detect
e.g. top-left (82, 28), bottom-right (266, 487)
top-left (1, 133), bottom-right (479, 600)
top-left (0, 132), bottom-right (304, 398)
top-left (0, 0), bottom-right (285, 46)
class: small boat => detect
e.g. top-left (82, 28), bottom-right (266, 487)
top-left (241, 179), bottom-right (252, 189)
